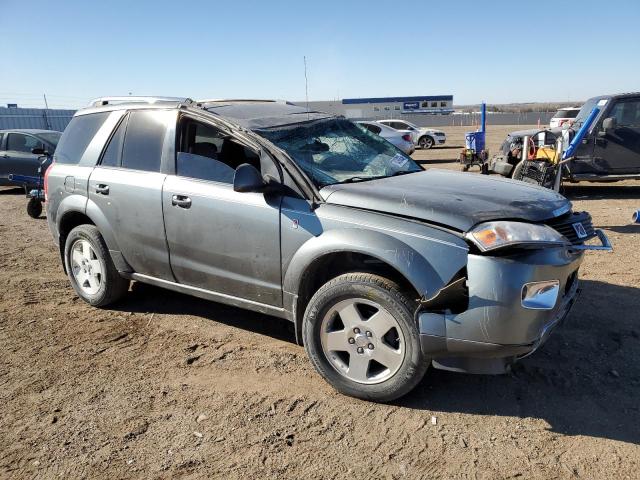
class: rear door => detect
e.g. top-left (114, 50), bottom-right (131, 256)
top-left (162, 115), bottom-right (283, 306)
top-left (593, 97), bottom-right (640, 174)
top-left (87, 109), bottom-right (176, 280)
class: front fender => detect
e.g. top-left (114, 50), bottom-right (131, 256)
top-left (283, 227), bottom-right (464, 302)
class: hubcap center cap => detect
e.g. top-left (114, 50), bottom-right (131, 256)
top-left (354, 333), bottom-right (370, 349)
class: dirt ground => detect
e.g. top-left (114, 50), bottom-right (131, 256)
top-left (1, 125), bottom-right (639, 479)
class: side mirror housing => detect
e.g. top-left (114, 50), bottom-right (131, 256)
top-left (233, 163), bottom-right (281, 193)
top-left (31, 147), bottom-right (47, 155)
top-left (600, 117), bottom-right (617, 136)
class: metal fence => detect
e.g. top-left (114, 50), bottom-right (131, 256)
top-left (0, 107), bottom-right (75, 132)
top-left (363, 111), bottom-right (555, 128)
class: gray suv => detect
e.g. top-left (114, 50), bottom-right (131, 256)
top-left (45, 97), bottom-right (611, 402)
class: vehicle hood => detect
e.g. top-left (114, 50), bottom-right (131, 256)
top-left (320, 169), bottom-right (571, 232)
top-left (420, 127), bottom-right (444, 134)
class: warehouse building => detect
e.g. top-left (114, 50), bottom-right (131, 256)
top-left (0, 105), bottom-right (75, 131)
top-left (303, 95), bottom-right (454, 120)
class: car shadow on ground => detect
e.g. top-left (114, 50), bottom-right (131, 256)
top-left (112, 281), bottom-right (296, 344)
top-left (399, 279), bottom-right (640, 445)
top-left (562, 183), bottom-right (640, 200)
top-left (111, 278), bottom-right (640, 445)
top-left (415, 159), bottom-right (459, 165)
top-left (0, 187), bottom-right (24, 195)
top-left (432, 145), bottom-right (463, 150)
top-left (605, 224), bottom-right (640, 234)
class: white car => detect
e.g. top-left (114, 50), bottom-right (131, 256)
top-left (356, 121), bottom-right (415, 155)
top-left (378, 119), bottom-right (446, 149)
top-left (549, 107), bottom-right (581, 128)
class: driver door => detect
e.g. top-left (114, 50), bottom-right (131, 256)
top-left (594, 97), bottom-right (640, 174)
top-left (162, 116), bottom-right (283, 306)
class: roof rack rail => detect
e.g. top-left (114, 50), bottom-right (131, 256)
top-left (197, 99), bottom-right (288, 104)
top-left (88, 96), bottom-right (193, 107)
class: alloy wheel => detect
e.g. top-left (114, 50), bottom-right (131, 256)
top-left (70, 239), bottom-right (103, 295)
top-left (320, 298), bottom-right (406, 384)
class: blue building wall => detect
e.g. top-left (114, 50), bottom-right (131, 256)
top-left (0, 107), bottom-right (75, 132)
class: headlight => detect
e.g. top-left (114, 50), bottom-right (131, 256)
top-left (466, 221), bottom-right (568, 252)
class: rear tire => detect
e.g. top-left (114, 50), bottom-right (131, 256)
top-left (64, 225), bottom-right (129, 307)
top-left (303, 272), bottom-right (428, 402)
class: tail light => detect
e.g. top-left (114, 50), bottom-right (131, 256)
top-left (402, 134), bottom-right (412, 142)
top-left (43, 158), bottom-right (54, 201)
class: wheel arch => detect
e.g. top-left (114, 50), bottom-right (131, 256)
top-left (283, 229), bottom-right (448, 345)
top-left (419, 134), bottom-right (434, 146)
top-left (56, 197), bottom-right (131, 274)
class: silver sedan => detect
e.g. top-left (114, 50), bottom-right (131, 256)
top-left (356, 121), bottom-right (415, 155)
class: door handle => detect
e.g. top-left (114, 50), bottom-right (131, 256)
top-left (171, 194), bottom-right (192, 209)
top-left (95, 184), bottom-right (110, 195)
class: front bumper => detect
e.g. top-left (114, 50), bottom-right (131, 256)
top-left (418, 247), bottom-right (584, 374)
top-left (435, 135), bottom-right (446, 145)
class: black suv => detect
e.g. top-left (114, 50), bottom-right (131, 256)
top-left (491, 92), bottom-right (640, 182)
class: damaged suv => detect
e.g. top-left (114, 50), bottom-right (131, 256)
top-left (46, 97), bottom-right (611, 402)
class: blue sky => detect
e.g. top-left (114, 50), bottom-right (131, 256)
top-left (1, 0), bottom-right (638, 108)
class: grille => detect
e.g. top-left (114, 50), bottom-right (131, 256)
top-left (546, 211), bottom-right (596, 245)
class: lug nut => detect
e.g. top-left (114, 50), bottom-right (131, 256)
top-left (366, 331), bottom-right (372, 337)
top-left (368, 343), bottom-right (374, 350)
top-left (357, 347), bottom-right (364, 354)
top-left (348, 337), bottom-right (355, 344)
top-left (353, 327), bottom-right (360, 334)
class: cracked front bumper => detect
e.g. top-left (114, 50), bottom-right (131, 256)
top-left (418, 247), bottom-right (583, 374)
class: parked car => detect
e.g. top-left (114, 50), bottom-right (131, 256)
top-left (491, 92), bottom-right (640, 182)
top-left (378, 119), bottom-right (446, 149)
top-left (549, 107), bottom-right (581, 129)
top-left (356, 121), bottom-right (415, 155)
top-left (0, 129), bottom-right (61, 188)
top-left (46, 97), bottom-right (610, 402)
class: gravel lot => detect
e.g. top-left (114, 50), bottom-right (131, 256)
top-left (1, 125), bottom-right (639, 479)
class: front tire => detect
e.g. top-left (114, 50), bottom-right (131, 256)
top-left (419, 136), bottom-right (434, 149)
top-left (64, 225), bottom-right (129, 307)
top-left (303, 273), bottom-right (428, 402)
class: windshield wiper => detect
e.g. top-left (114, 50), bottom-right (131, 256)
top-left (337, 170), bottom-right (418, 185)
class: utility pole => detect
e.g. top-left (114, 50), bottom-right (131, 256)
top-left (43, 94), bottom-right (51, 130)
top-left (304, 56), bottom-right (310, 120)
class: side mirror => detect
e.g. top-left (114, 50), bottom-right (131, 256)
top-left (31, 147), bottom-right (47, 155)
top-left (233, 163), bottom-right (281, 193)
top-left (601, 117), bottom-right (617, 135)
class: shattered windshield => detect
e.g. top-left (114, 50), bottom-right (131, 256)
top-left (256, 118), bottom-right (421, 187)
